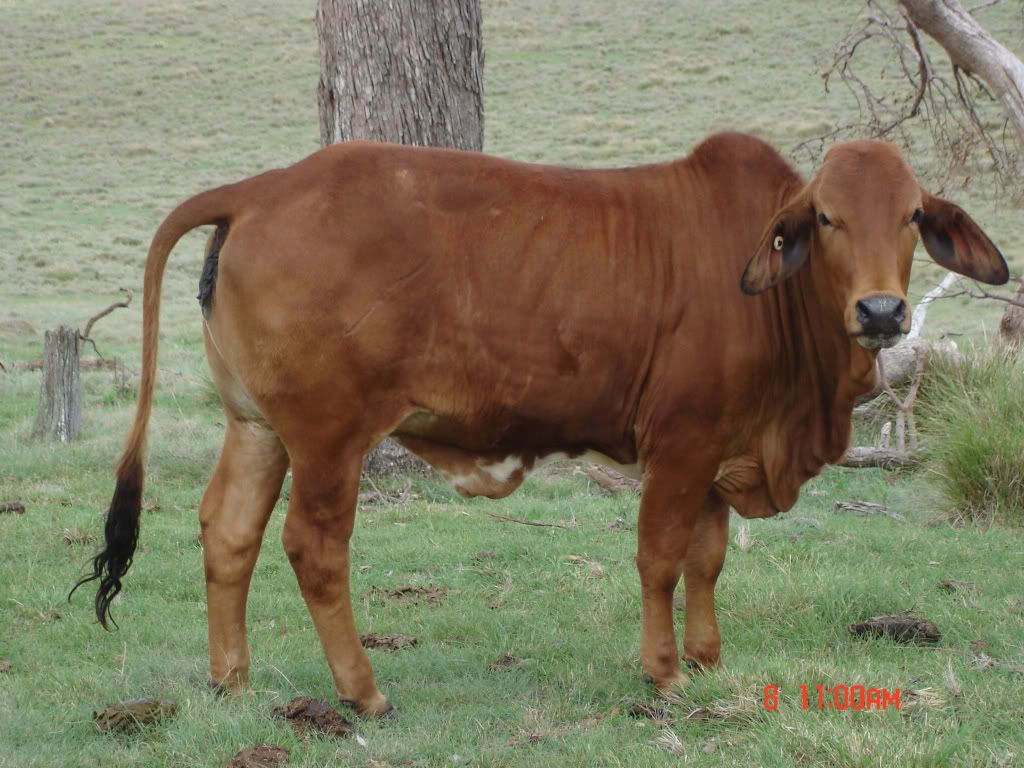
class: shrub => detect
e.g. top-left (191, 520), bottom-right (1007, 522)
top-left (919, 349), bottom-right (1024, 525)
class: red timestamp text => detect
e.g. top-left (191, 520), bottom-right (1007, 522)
top-left (762, 685), bottom-right (901, 711)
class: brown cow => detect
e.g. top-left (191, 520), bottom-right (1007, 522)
top-left (73, 132), bottom-right (1007, 716)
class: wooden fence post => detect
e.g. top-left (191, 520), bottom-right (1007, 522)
top-left (32, 326), bottom-right (81, 442)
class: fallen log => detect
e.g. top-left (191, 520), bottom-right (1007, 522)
top-left (839, 447), bottom-right (919, 469)
top-left (870, 337), bottom-right (960, 397)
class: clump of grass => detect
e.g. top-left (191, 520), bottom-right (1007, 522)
top-left (198, 372), bottom-right (223, 410)
top-left (919, 349), bottom-right (1024, 525)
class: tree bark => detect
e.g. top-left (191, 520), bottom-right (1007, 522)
top-left (316, 0), bottom-right (484, 477)
top-left (317, 0), bottom-right (484, 149)
top-left (899, 0), bottom-right (1024, 149)
top-left (998, 276), bottom-right (1024, 347)
top-left (32, 326), bottom-right (81, 442)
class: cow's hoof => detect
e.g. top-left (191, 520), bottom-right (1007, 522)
top-left (684, 657), bottom-right (717, 673)
top-left (207, 677), bottom-right (249, 697)
top-left (643, 670), bottom-right (689, 693)
top-left (340, 693), bottom-right (394, 719)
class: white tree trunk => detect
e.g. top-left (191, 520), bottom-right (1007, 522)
top-left (899, 0), bottom-right (1024, 149)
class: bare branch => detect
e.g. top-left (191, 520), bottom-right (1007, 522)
top-left (78, 288), bottom-right (133, 359)
top-left (966, 0), bottom-right (1002, 13)
top-left (486, 513), bottom-right (571, 530)
top-left (799, 0), bottom-right (1021, 189)
top-left (81, 288), bottom-right (133, 343)
top-left (937, 281), bottom-right (1024, 307)
top-left (909, 271), bottom-right (960, 339)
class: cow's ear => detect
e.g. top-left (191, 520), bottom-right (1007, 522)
top-left (919, 191), bottom-right (1009, 286)
top-left (741, 194), bottom-right (814, 295)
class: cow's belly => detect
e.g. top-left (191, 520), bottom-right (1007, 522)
top-left (392, 432), bottom-right (641, 499)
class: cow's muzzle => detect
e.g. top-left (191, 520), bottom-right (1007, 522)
top-left (854, 294), bottom-right (907, 349)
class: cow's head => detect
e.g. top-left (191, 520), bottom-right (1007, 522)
top-left (740, 140), bottom-right (1008, 350)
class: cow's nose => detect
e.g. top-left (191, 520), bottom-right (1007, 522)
top-left (855, 295), bottom-right (906, 337)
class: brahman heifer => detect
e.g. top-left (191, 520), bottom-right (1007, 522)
top-left (74, 132), bottom-right (1007, 716)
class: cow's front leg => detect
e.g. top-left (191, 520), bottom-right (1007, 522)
top-left (682, 493), bottom-right (729, 669)
top-left (636, 458), bottom-right (717, 691)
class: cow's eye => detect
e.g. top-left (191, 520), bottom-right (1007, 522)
top-left (817, 212), bottom-right (832, 227)
top-left (910, 208), bottom-right (924, 225)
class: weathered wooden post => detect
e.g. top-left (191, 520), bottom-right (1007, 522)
top-left (32, 326), bottom-right (82, 442)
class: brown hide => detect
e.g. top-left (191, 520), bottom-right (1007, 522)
top-left (206, 133), bottom-right (869, 515)
top-left (83, 131), bottom-right (1006, 711)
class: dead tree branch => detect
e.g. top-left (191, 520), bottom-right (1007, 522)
top-left (79, 288), bottom-right (133, 358)
top-left (486, 513), bottom-right (572, 530)
top-left (797, 0), bottom-right (1022, 189)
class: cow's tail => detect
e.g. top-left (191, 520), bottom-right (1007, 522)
top-left (70, 183), bottom-right (240, 629)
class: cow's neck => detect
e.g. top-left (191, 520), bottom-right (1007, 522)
top-left (757, 256), bottom-right (877, 511)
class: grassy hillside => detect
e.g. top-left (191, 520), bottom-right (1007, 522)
top-left (1, 2), bottom-right (1022, 766)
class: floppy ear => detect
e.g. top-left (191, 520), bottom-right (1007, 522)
top-left (740, 193), bottom-right (815, 295)
top-left (919, 191), bottom-right (1009, 285)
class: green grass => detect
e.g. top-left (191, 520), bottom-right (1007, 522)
top-left (920, 349), bottom-right (1024, 525)
top-left (2, 0), bottom-right (1024, 766)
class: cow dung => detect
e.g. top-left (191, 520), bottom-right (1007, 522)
top-left (360, 632), bottom-right (417, 651)
top-left (228, 744), bottom-right (289, 768)
top-left (627, 701), bottom-right (670, 721)
top-left (848, 615), bottom-right (942, 644)
top-left (488, 653), bottom-right (523, 670)
top-left (92, 698), bottom-right (177, 732)
top-left (272, 697), bottom-right (356, 739)
top-left (369, 585), bottom-right (448, 606)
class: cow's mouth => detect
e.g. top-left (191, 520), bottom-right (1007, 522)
top-left (855, 332), bottom-right (903, 350)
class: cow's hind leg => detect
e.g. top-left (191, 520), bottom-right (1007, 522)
top-left (681, 494), bottom-right (729, 669)
top-left (282, 448), bottom-right (390, 717)
top-left (636, 456), bottom-right (717, 692)
top-left (200, 420), bottom-right (289, 691)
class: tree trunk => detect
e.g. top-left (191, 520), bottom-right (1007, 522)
top-left (998, 276), bottom-right (1024, 347)
top-left (32, 326), bottom-right (81, 442)
top-left (316, 0), bottom-right (484, 477)
top-left (899, 0), bottom-right (1024, 150)
top-left (317, 0), bottom-right (484, 150)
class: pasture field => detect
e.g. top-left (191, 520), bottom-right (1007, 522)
top-left (1, 1), bottom-right (1023, 766)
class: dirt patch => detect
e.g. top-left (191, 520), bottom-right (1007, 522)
top-left (93, 698), bottom-right (177, 733)
top-left (0, 660), bottom-right (11, 674)
top-left (61, 527), bottom-right (96, 545)
top-left (360, 632), bottom-right (417, 651)
top-left (849, 615), bottom-right (942, 644)
top-left (272, 696), bottom-right (356, 739)
top-left (938, 579), bottom-right (976, 594)
top-left (627, 701), bottom-right (670, 721)
top-left (228, 744), bottom-right (289, 768)
top-left (369, 585), bottom-right (448, 606)
top-left (0, 318), bottom-right (36, 337)
top-left (488, 654), bottom-right (523, 670)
